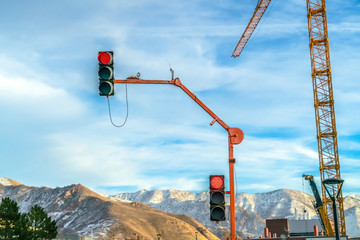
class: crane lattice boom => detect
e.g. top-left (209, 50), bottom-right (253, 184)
top-left (306, 0), bottom-right (346, 235)
top-left (232, 0), bottom-right (272, 58)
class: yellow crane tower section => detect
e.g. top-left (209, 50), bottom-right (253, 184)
top-left (232, 0), bottom-right (272, 58)
top-left (306, 0), bottom-right (346, 236)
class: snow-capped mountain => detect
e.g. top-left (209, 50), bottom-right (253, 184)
top-left (1, 176), bottom-right (359, 239)
top-left (109, 189), bottom-right (360, 238)
top-left (0, 177), bottom-right (218, 240)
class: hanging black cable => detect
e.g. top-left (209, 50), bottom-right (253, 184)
top-left (107, 83), bottom-right (129, 128)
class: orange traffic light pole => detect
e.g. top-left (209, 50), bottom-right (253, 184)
top-left (114, 77), bottom-right (244, 240)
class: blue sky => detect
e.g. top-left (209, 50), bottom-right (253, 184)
top-left (0, 0), bottom-right (359, 196)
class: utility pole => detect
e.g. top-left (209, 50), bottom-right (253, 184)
top-left (112, 76), bottom-right (244, 240)
top-left (98, 52), bottom-right (244, 240)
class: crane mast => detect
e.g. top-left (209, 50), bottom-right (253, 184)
top-left (306, 0), bottom-right (346, 236)
top-left (232, 0), bottom-right (272, 58)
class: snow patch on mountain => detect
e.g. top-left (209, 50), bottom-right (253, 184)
top-left (0, 177), bottom-right (22, 186)
top-left (110, 189), bottom-right (360, 238)
top-left (0, 177), bottom-right (12, 186)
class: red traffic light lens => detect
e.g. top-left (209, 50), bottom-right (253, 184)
top-left (98, 52), bottom-right (112, 65)
top-left (210, 176), bottom-right (224, 190)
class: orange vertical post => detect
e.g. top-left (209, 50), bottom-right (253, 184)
top-left (264, 228), bottom-right (269, 238)
top-left (314, 225), bottom-right (319, 236)
top-left (114, 77), bottom-right (244, 240)
top-left (229, 136), bottom-right (236, 240)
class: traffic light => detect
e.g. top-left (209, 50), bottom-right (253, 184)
top-left (209, 175), bottom-right (226, 221)
top-left (98, 51), bottom-right (114, 96)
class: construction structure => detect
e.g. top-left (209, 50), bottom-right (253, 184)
top-left (232, 0), bottom-right (346, 237)
top-left (306, 0), bottom-right (346, 236)
top-left (232, 0), bottom-right (272, 58)
top-left (97, 0), bottom-right (347, 239)
top-left (303, 175), bottom-right (334, 236)
top-left (259, 218), bottom-right (348, 240)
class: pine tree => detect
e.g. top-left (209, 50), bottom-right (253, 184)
top-left (24, 205), bottom-right (58, 240)
top-left (16, 213), bottom-right (31, 240)
top-left (0, 197), bottom-right (21, 239)
top-left (0, 198), bottom-right (58, 240)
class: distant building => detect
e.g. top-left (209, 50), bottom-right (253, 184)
top-left (289, 219), bottom-right (325, 237)
top-left (266, 219), bottom-right (289, 237)
top-left (247, 218), bottom-right (348, 240)
top-left (265, 219), bottom-right (325, 237)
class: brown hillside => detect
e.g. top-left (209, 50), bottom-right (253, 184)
top-left (0, 180), bottom-right (219, 240)
top-left (106, 201), bottom-right (219, 240)
top-left (0, 177), bottom-right (23, 186)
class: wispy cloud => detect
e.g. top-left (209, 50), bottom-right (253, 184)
top-left (0, 0), bottom-right (358, 195)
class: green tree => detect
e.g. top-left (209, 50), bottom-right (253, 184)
top-left (0, 197), bottom-right (21, 239)
top-left (16, 213), bottom-right (33, 240)
top-left (0, 198), bottom-right (58, 240)
top-left (24, 205), bottom-right (57, 240)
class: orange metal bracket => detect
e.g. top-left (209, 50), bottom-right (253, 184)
top-left (115, 77), bottom-right (244, 240)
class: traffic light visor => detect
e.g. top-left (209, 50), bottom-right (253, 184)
top-left (210, 191), bottom-right (225, 205)
top-left (210, 176), bottom-right (224, 190)
top-left (99, 81), bottom-right (113, 95)
top-left (98, 66), bottom-right (113, 80)
top-left (98, 52), bottom-right (112, 65)
top-left (211, 206), bottom-right (225, 221)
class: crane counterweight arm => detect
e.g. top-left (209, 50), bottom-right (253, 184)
top-left (232, 0), bottom-right (272, 58)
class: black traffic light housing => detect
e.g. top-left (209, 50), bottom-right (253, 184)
top-left (209, 175), bottom-right (226, 221)
top-left (98, 51), bottom-right (114, 96)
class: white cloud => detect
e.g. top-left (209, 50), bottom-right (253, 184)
top-left (341, 172), bottom-right (360, 195)
top-left (0, 0), bottom-right (359, 195)
top-left (0, 74), bottom-right (85, 120)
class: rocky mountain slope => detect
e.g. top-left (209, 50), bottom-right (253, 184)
top-left (110, 189), bottom-right (360, 238)
top-left (0, 177), bottom-right (218, 240)
top-left (1, 177), bottom-right (359, 239)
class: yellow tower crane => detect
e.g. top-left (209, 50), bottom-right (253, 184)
top-left (232, 0), bottom-right (346, 236)
top-left (306, 0), bottom-right (346, 236)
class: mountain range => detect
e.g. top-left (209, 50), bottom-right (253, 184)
top-left (0, 177), bottom-right (218, 240)
top-left (1, 177), bottom-right (360, 239)
top-left (109, 188), bottom-right (360, 238)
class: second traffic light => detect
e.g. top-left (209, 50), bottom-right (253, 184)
top-left (209, 175), bottom-right (226, 221)
top-left (98, 51), bottom-right (114, 96)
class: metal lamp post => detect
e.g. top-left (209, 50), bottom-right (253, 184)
top-left (322, 178), bottom-right (344, 240)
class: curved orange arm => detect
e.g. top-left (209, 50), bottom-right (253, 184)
top-left (115, 78), bottom-right (244, 145)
